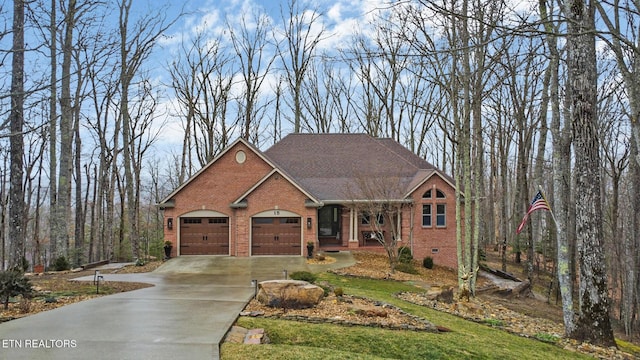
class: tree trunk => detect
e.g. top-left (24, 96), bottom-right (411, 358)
top-left (565, 0), bottom-right (616, 347)
top-left (540, 0), bottom-right (575, 333)
top-left (48, 0), bottom-right (58, 263)
top-left (53, 0), bottom-right (77, 260)
top-left (9, 0), bottom-right (26, 270)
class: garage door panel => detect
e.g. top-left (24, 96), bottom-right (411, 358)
top-left (180, 217), bottom-right (229, 255)
top-left (251, 217), bottom-right (301, 255)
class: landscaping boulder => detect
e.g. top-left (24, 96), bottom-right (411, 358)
top-left (256, 280), bottom-right (324, 309)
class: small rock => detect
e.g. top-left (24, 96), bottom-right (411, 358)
top-left (225, 326), bottom-right (248, 343)
top-left (351, 305), bottom-right (388, 317)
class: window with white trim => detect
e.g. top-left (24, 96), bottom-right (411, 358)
top-left (436, 204), bottom-right (446, 227)
top-left (422, 204), bottom-right (432, 227)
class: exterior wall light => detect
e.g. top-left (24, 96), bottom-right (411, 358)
top-left (307, 217), bottom-right (312, 229)
top-left (167, 218), bottom-right (173, 230)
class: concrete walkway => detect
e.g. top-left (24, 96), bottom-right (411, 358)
top-left (0, 252), bottom-right (354, 360)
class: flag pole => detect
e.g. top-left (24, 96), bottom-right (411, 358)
top-left (538, 185), bottom-right (558, 227)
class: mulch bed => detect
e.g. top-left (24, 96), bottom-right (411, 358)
top-left (242, 293), bottom-right (438, 332)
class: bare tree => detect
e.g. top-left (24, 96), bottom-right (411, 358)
top-left (539, 0), bottom-right (575, 335)
top-left (169, 30), bottom-right (234, 172)
top-left (593, 0), bottom-right (640, 338)
top-left (47, 0), bottom-right (58, 262)
top-left (227, 9), bottom-right (277, 142)
top-left (50, 0), bottom-right (79, 261)
top-left (8, 0), bottom-right (26, 269)
top-left (117, 0), bottom-right (178, 260)
top-left (278, 0), bottom-right (326, 133)
top-left (565, 0), bottom-right (616, 347)
top-left (344, 6), bottom-right (416, 140)
top-left (346, 176), bottom-right (407, 272)
top-left (300, 55), bottom-right (357, 133)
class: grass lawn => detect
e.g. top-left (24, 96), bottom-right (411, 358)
top-left (220, 273), bottom-right (591, 359)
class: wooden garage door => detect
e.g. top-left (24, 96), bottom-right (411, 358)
top-left (180, 217), bottom-right (229, 255)
top-left (252, 217), bottom-right (301, 255)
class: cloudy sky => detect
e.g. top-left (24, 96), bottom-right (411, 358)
top-left (142, 0), bottom-right (392, 148)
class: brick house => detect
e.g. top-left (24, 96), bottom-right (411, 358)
top-left (159, 133), bottom-right (460, 269)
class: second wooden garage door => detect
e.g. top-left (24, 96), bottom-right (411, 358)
top-left (252, 217), bottom-right (301, 255)
top-left (180, 217), bottom-right (229, 255)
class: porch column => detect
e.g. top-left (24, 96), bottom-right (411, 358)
top-left (349, 207), bottom-right (354, 241)
top-left (396, 205), bottom-right (402, 242)
top-left (349, 207), bottom-right (359, 243)
top-left (353, 207), bottom-right (359, 242)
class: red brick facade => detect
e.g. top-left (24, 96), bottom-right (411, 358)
top-left (160, 136), bottom-right (460, 270)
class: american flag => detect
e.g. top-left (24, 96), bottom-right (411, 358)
top-left (516, 190), bottom-right (551, 234)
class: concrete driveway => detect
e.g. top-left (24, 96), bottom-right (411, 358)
top-left (0, 252), bottom-right (354, 360)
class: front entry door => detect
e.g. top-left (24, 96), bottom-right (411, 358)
top-left (318, 205), bottom-right (340, 244)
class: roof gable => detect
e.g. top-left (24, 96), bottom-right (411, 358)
top-left (159, 138), bottom-right (272, 205)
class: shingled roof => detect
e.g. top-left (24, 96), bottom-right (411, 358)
top-left (264, 133), bottom-right (441, 201)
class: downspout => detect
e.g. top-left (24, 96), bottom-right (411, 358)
top-left (409, 203), bottom-right (414, 255)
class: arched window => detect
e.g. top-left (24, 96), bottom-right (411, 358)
top-left (422, 188), bottom-right (447, 228)
top-left (422, 189), bottom-right (432, 199)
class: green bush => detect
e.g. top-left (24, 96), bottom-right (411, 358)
top-left (423, 257), bottom-right (434, 269)
top-left (289, 271), bottom-right (317, 283)
top-left (0, 270), bottom-right (33, 310)
top-left (395, 262), bottom-right (418, 274)
top-left (53, 256), bottom-right (70, 271)
top-left (397, 246), bottom-right (413, 264)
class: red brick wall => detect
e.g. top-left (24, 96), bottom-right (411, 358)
top-left (406, 174), bottom-right (460, 269)
top-left (162, 141), bottom-right (316, 257)
top-left (242, 172), bottom-right (316, 255)
top-left (163, 142), bottom-right (274, 255)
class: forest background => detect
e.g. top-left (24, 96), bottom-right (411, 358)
top-left (0, 0), bottom-right (638, 346)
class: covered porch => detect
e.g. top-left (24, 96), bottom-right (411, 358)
top-left (315, 204), bottom-right (404, 251)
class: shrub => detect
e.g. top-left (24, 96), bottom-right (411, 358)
top-left (397, 246), bottom-right (413, 264)
top-left (18, 298), bottom-right (32, 314)
top-left (53, 256), bottom-right (71, 271)
top-left (0, 270), bottom-right (33, 310)
top-left (423, 257), bottom-right (434, 269)
top-left (395, 262), bottom-right (418, 274)
top-left (289, 271), bottom-right (317, 283)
